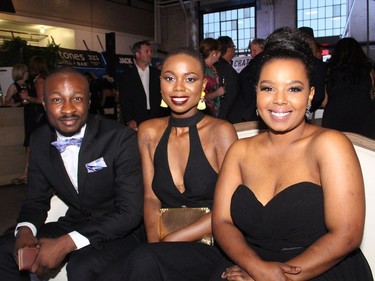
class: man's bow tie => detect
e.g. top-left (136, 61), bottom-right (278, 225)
top-left (51, 137), bottom-right (83, 153)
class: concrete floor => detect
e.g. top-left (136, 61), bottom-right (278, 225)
top-left (0, 183), bottom-right (26, 234)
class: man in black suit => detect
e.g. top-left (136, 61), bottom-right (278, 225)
top-left (214, 36), bottom-right (240, 120)
top-left (119, 40), bottom-right (168, 130)
top-left (0, 67), bottom-right (144, 281)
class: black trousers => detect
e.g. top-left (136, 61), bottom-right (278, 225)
top-left (0, 222), bottom-right (142, 281)
top-left (105, 242), bottom-right (224, 281)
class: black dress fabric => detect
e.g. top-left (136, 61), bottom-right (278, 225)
top-left (322, 70), bottom-right (375, 138)
top-left (210, 182), bottom-right (373, 280)
top-left (123, 111), bottom-right (224, 281)
top-left (152, 111), bottom-right (218, 209)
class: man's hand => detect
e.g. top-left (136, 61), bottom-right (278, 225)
top-left (13, 227), bottom-right (38, 265)
top-left (30, 235), bottom-right (76, 277)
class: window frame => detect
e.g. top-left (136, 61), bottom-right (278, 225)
top-left (296, 0), bottom-right (348, 38)
top-left (199, 2), bottom-right (256, 56)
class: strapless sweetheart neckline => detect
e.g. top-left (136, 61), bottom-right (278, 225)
top-left (235, 181), bottom-right (321, 207)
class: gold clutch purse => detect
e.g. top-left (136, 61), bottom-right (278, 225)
top-left (159, 207), bottom-right (214, 246)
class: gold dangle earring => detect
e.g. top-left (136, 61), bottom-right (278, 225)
top-left (197, 91), bottom-right (206, 110)
top-left (160, 99), bottom-right (168, 108)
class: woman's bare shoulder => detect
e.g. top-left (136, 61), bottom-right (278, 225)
top-left (137, 117), bottom-right (169, 143)
top-left (308, 126), bottom-right (355, 159)
top-left (310, 126), bottom-right (352, 147)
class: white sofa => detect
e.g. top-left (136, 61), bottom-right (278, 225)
top-left (234, 121), bottom-right (375, 273)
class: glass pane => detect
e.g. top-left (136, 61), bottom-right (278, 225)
top-left (226, 10), bottom-right (232, 19)
top-left (326, 18), bottom-right (333, 29)
top-left (341, 4), bottom-right (346, 16)
top-left (244, 18), bottom-right (250, 28)
top-left (333, 18), bottom-right (340, 28)
top-left (215, 22), bottom-right (220, 31)
top-left (238, 8), bottom-right (244, 19)
top-left (221, 11), bottom-right (226, 21)
top-left (297, 0), bottom-right (303, 9)
top-left (214, 12), bottom-right (219, 22)
top-left (318, 7), bottom-right (325, 18)
top-left (311, 9), bottom-right (318, 20)
top-left (305, 10), bottom-right (311, 20)
top-left (326, 6), bottom-right (333, 17)
top-left (318, 19), bottom-right (325, 30)
top-left (311, 19), bottom-right (318, 31)
top-left (233, 20), bottom-right (237, 30)
top-left (250, 8), bottom-right (254, 17)
top-left (333, 5), bottom-right (340, 17)
top-left (238, 19), bottom-right (244, 29)
top-left (221, 22), bottom-right (226, 31)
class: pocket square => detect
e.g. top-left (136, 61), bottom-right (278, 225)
top-left (85, 157), bottom-right (107, 173)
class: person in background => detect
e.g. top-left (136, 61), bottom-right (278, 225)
top-left (210, 27), bottom-right (373, 280)
top-left (84, 71), bottom-right (104, 115)
top-left (298, 26), bottom-right (326, 116)
top-left (12, 56), bottom-right (48, 185)
top-left (199, 37), bottom-right (226, 117)
top-left (101, 74), bottom-right (119, 120)
top-left (119, 40), bottom-right (168, 130)
top-left (103, 47), bottom-right (237, 281)
top-left (4, 64), bottom-right (29, 107)
top-left (0, 67), bottom-right (144, 281)
top-left (214, 36), bottom-right (240, 120)
top-left (228, 38), bottom-right (265, 123)
top-left (322, 37), bottom-right (375, 139)
top-left (249, 38), bottom-right (265, 59)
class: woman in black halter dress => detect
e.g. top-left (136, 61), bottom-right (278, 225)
top-left (118, 48), bottom-right (238, 281)
top-left (211, 28), bottom-right (373, 281)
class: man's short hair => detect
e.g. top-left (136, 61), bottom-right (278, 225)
top-left (131, 40), bottom-right (151, 55)
top-left (217, 36), bottom-right (234, 56)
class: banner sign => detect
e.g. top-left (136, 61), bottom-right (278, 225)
top-left (58, 48), bottom-right (105, 68)
top-left (232, 56), bottom-right (252, 73)
top-left (116, 54), bottom-right (134, 66)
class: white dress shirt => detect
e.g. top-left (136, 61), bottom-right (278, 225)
top-left (135, 62), bottom-right (150, 110)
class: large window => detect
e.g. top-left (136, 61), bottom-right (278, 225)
top-left (202, 6), bottom-right (255, 54)
top-left (297, 0), bottom-right (347, 37)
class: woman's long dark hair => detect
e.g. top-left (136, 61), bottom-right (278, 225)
top-left (327, 37), bottom-right (372, 86)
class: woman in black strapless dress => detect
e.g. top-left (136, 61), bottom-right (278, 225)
top-left (211, 28), bottom-right (373, 281)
